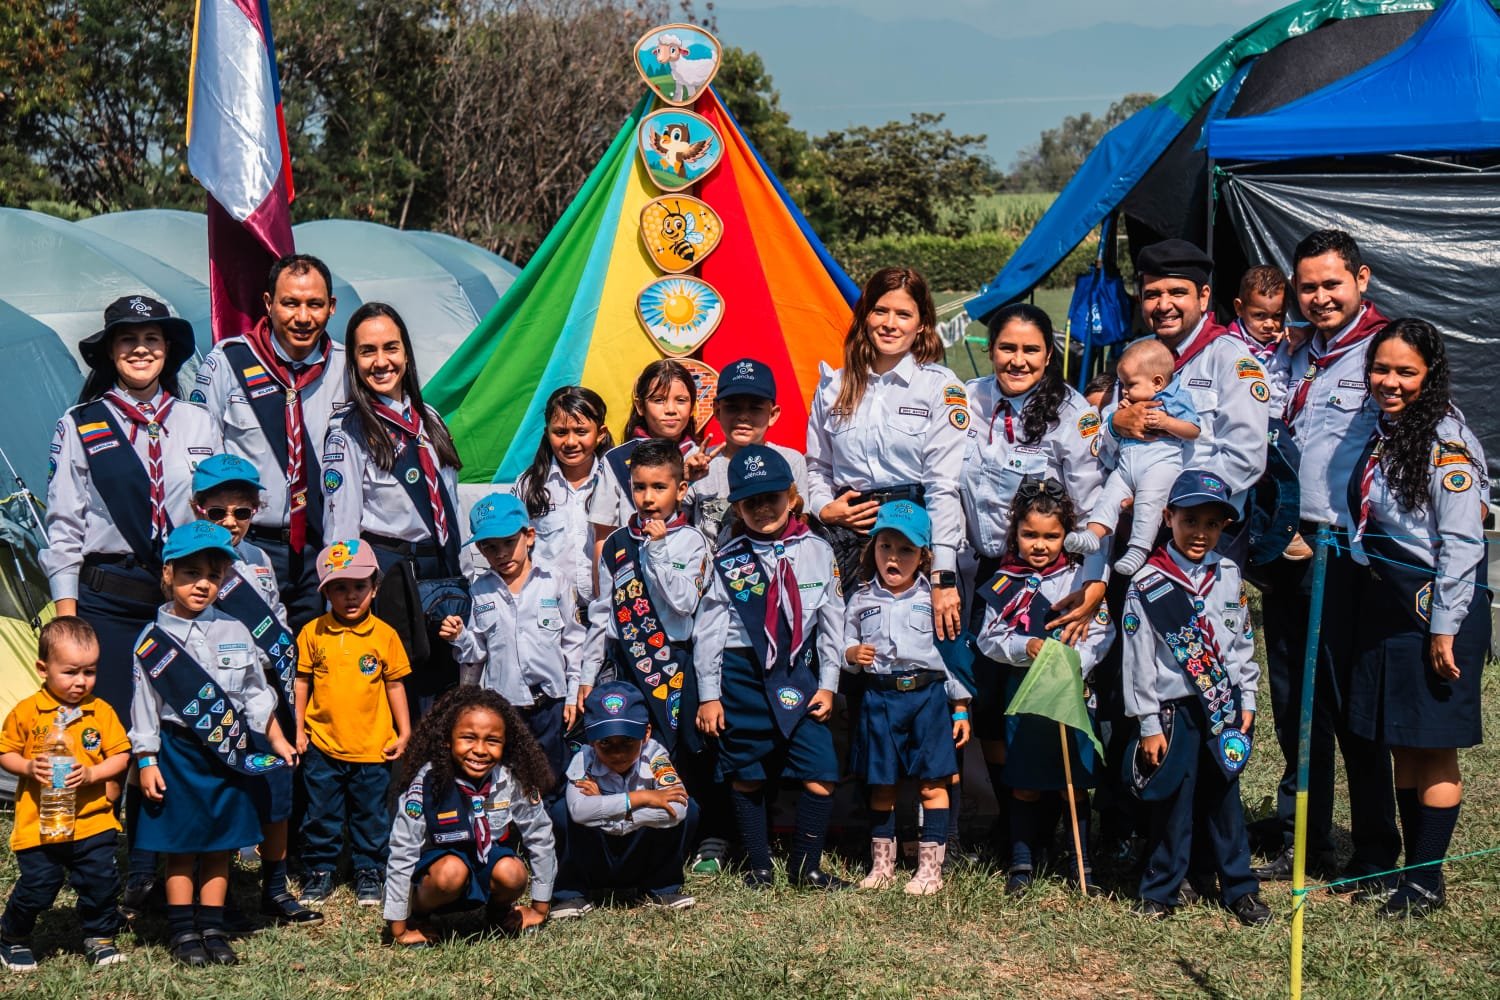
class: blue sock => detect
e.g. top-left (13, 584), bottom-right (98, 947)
top-left (166, 904), bottom-right (195, 940)
top-left (1010, 797), bottom-right (1039, 872)
top-left (921, 808), bottom-right (950, 845)
top-left (1407, 803), bottom-right (1459, 895)
top-left (730, 788), bottom-right (771, 871)
top-left (869, 808), bottom-right (897, 840)
top-left (262, 858), bottom-right (289, 900)
top-left (787, 790), bottom-right (835, 878)
top-left (1395, 787), bottom-right (1420, 866)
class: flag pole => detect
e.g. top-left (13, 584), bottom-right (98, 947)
top-left (1290, 526), bottom-right (1331, 1000)
top-left (1058, 722), bottom-right (1088, 892)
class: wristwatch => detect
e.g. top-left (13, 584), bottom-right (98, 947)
top-left (932, 571), bottom-right (958, 588)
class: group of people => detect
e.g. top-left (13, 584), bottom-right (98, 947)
top-left (0, 227), bottom-right (1486, 970)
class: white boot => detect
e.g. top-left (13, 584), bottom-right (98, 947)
top-left (904, 842), bottom-right (946, 895)
top-left (859, 838), bottom-right (898, 889)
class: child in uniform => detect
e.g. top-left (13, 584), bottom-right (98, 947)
top-left (191, 454), bottom-right (321, 926)
top-left (690, 358), bottom-right (809, 545)
top-left (440, 493), bottom-right (584, 788)
top-left (1121, 470), bottom-right (1269, 925)
top-left (844, 502), bottom-right (971, 894)
top-left (550, 682), bottom-right (697, 916)
top-left (1230, 264), bottom-right (1290, 365)
top-left (1067, 338), bottom-right (1201, 575)
top-left (694, 446), bottom-right (845, 889)
top-left (385, 686), bottom-right (556, 944)
top-left (129, 521), bottom-right (297, 966)
top-left (974, 478), bottom-right (1115, 895)
top-left (0, 617), bottom-right (131, 971)
top-left (295, 540), bottom-right (413, 906)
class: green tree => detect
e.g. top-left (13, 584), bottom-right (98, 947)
top-left (1008, 92), bottom-right (1156, 192)
top-left (813, 112), bottom-right (992, 242)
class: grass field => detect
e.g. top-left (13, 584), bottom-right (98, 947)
top-left (2, 652), bottom-right (1498, 997)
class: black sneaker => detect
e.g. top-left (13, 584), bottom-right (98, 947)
top-left (84, 936), bottom-right (126, 967)
top-left (261, 892), bottom-right (324, 927)
top-left (299, 869), bottom-right (334, 905)
top-left (1377, 881), bottom-right (1445, 920)
top-left (548, 897), bottom-right (594, 920)
top-left (1170, 881), bottom-right (1200, 907)
top-left (118, 878), bottom-right (156, 920)
top-left (1133, 899), bottom-right (1174, 921)
top-left (1251, 848), bottom-right (1294, 882)
top-left (645, 891), bottom-right (696, 910)
top-left (354, 869), bottom-right (384, 907)
top-left (1005, 870), bottom-right (1033, 897)
top-left (1230, 892), bottom-right (1273, 926)
top-left (0, 938), bottom-right (37, 973)
top-left (743, 868), bottom-right (776, 890)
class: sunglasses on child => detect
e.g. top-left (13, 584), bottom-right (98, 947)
top-left (197, 504), bottom-right (260, 522)
top-left (1016, 476), bottom-right (1065, 500)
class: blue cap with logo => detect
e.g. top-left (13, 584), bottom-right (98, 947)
top-left (727, 444), bottom-right (793, 502)
top-left (717, 357), bottom-right (777, 401)
top-left (162, 520), bottom-right (239, 563)
top-left (465, 493), bottom-right (530, 546)
top-left (192, 453), bottom-right (264, 495)
top-left (584, 681), bottom-right (650, 740)
top-left (871, 500), bottom-right (931, 549)
top-left (1167, 469), bottom-right (1237, 520)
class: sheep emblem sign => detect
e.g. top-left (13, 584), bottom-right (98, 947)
top-left (635, 24), bottom-right (722, 106)
top-left (638, 109), bottom-right (723, 193)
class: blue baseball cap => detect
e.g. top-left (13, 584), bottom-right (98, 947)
top-left (1168, 469), bottom-right (1237, 521)
top-left (717, 357), bottom-right (777, 401)
top-left (871, 500), bottom-right (931, 549)
top-left (192, 453), bottom-right (264, 495)
top-left (466, 493), bottom-right (530, 546)
top-left (584, 682), bottom-right (650, 740)
top-left (727, 444), bottom-right (793, 502)
top-left (162, 520), bottom-right (239, 563)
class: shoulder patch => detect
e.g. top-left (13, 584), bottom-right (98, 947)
top-left (948, 408), bottom-right (970, 431)
top-left (1442, 469), bottom-right (1474, 493)
top-left (1249, 380), bottom-right (1270, 403)
top-left (1434, 441), bottom-right (1472, 468)
top-left (1235, 357), bottom-right (1265, 380)
top-left (1094, 607), bottom-right (1111, 625)
top-left (1077, 412), bottom-right (1101, 438)
top-left (943, 383), bottom-right (968, 407)
top-left (403, 798), bottom-right (423, 819)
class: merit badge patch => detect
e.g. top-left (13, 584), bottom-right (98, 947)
top-left (1416, 581), bottom-right (1433, 623)
top-left (404, 798), bottom-right (423, 819)
top-left (1077, 412), bottom-right (1101, 438)
top-left (948, 408), bottom-right (970, 431)
top-left (1235, 357), bottom-right (1264, 380)
top-left (81, 727), bottom-right (101, 753)
top-left (943, 383), bottom-right (967, 407)
top-left (1094, 607), bottom-right (1111, 626)
top-left (776, 687), bottom-right (803, 709)
top-left (1122, 613), bottom-right (1140, 635)
top-left (358, 653), bottom-right (380, 676)
top-left (323, 469), bottom-right (343, 493)
top-left (602, 693), bottom-right (625, 715)
top-left (1434, 441), bottom-right (1471, 467)
top-left (1443, 469), bottom-right (1473, 493)
top-left (1249, 380), bottom-right (1270, 403)
top-left (404, 468), bottom-right (421, 485)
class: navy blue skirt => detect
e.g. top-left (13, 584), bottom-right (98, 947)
top-left (971, 653), bottom-right (1010, 743)
top-left (999, 668), bottom-right (1099, 791)
top-left (414, 842), bottom-right (519, 914)
top-left (716, 648), bottom-right (838, 783)
top-left (852, 680), bottom-right (957, 785)
top-left (136, 724), bottom-right (263, 854)
top-left (1349, 568), bottom-right (1489, 749)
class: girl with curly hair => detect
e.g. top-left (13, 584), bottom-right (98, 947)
top-left (1345, 318), bottom-right (1490, 919)
top-left (972, 477), bottom-right (1115, 896)
top-left (383, 686), bottom-right (557, 945)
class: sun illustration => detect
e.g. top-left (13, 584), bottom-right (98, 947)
top-left (636, 276), bottom-right (724, 355)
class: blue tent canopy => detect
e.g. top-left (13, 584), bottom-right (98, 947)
top-left (1208, 0), bottom-right (1500, 160)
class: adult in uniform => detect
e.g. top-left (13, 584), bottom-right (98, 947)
top-left (194, 254), bottom-right (346, 632)
top-left (1345, 319), bottom-right (1488, 917)
top-left (43, 294), bottom-right (218, 903)
top-left (322, 302), bottom-right (465, 713)
top-left (1255, 230), bottom-right (1400, 888)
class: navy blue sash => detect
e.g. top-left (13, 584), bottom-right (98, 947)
top-left (1131, 563), bottom-right (1251, 779)
top-left (343, 409), bottom-right (463, 576)
top-left (714, 536), bottom-right (816, 737)
top-left (215, 569), bottom-right (296, 734)
top-left (604, 439), bottom-right (644, 497)
top-left (74, 400), bottom-right (165, 567)
top-left (222, 341), bottom-right (325, 543)
top-left (421, 775), bottom-right (513, 856)
top-left (604, 529), bottom-right (697, 752)
top-left (133, 625), bottom-right (286, 777)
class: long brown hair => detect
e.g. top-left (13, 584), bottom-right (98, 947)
top-left (342, 302), bottom-right (462, 472)
top-left (834, 267), bottom-right (942, 421)
top-left (621, 359), bottom-right (698, 444)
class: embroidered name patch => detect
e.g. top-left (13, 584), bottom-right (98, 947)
top-left (898, 406), bottom-right (930, 418)
top-left (1188, 378), bottom-right (1213, 389)
top-left (1337, 379), bottom-right (1366, 389)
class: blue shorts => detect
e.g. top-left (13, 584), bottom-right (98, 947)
top-left (716, 648), bottom-right (838, 783)
top-left (852, 682), bottom-right (957, 785)
top-left (413, 842), bottom-right (519, 914)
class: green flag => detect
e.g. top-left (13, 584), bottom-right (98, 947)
top-left (1004, 639), bottom-right (1104, 758)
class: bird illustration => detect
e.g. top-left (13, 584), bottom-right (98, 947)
top-left (650, 124), bottom-right (713, 178)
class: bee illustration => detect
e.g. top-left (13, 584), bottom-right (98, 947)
top-left (660, 204), bottom-right (706, 263)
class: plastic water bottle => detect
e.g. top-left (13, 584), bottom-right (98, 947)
top-left (37, 712), bottom-right (76, 842)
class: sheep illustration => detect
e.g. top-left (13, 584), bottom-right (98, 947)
top-left (651, 32), bottom-right (716, 103)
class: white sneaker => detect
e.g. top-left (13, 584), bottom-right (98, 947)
top-left (549, 897), bottom-right (593, 920)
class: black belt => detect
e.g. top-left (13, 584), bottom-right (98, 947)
top-left (364, 532), bottom-right (440, 558)
top-left (248, 524), bottom-right (291, 545)
top-left (867, 669), bottom-right (947, 693)
top-left (80, 557), bottom-right (161, 605)
top-left (838, 483), bottom-right (926, 508)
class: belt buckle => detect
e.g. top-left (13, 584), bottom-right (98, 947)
top-left (896, 675), bottom-right (916, 692)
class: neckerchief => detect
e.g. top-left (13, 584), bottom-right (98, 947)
top-left (1351, 422), bottom-right (1387, 545)
top-left (241, 319), bottom-right (331, 551)
top-left (748, 518), bottom-right (811, 670)
top-left (1168, 316), bottom-right (1228, 374)
top-left (371, 400), bottom-right (449, 545)
top-left (103, 390), bottom-right (173, 540)
top-left (1283, 303), bottom-right (1386, 429)
top-left (456, 776), bottom-right (494, 858)
top-left (627, 511), bottom-right (689, 539)
top-left (990, 397), bottom-right (1015, 445)
top-left (1144, 546), bottom-right (1222, 657)
top-left (983, 553), bottom-right (1070, 634)
top-left (132, 624), bottom-right (286, 777)
top-left (1227, 320), bottom-right (1278, 364)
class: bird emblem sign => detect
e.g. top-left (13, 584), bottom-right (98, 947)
top-left (635, 24), bottom-right (722, 106)
top-left (640, 195), bottom-right (723, 272)
top-left (636, 276), bottom-right (725, 357)
top-left (637, 109), bottom-right (723, 192)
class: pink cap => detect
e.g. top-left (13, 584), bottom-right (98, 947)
top-left (315, 539), bottom-right (379, 589)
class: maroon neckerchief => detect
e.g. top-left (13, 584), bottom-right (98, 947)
top-left (1145, 545), bottom-right (1222, 660)
top-left (1352, 421), bottom-right (1389, 545)
top-left (627, 510), bottom-right (690, 540)
top-left (241, 318), bottom-right (331, 550)
top-left (745, 517), bottom-right (812, 670)
top-left (455, 776), bottom-right (493, 857)
top-left (1168, 315), bottom-right (1230, 374)
top-left (103, 389), bottom-right (175, 540)
top-left (371, 399), bottom-right (450, 545)
top-left (1283, 302), bottom-right (1388, 429)
top-left (1227, 320), bottom-right (1278, 364)
top-left (993, 552), bottom-right (1070, 632)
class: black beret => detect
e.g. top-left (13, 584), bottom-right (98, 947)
top-left (1135, 238), bottom-right (1214, 288)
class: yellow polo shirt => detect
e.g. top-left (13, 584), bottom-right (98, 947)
top-left (296, 613), bottom-right (411, 763)
top-left (0, 690), bottom-right (130, 851)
